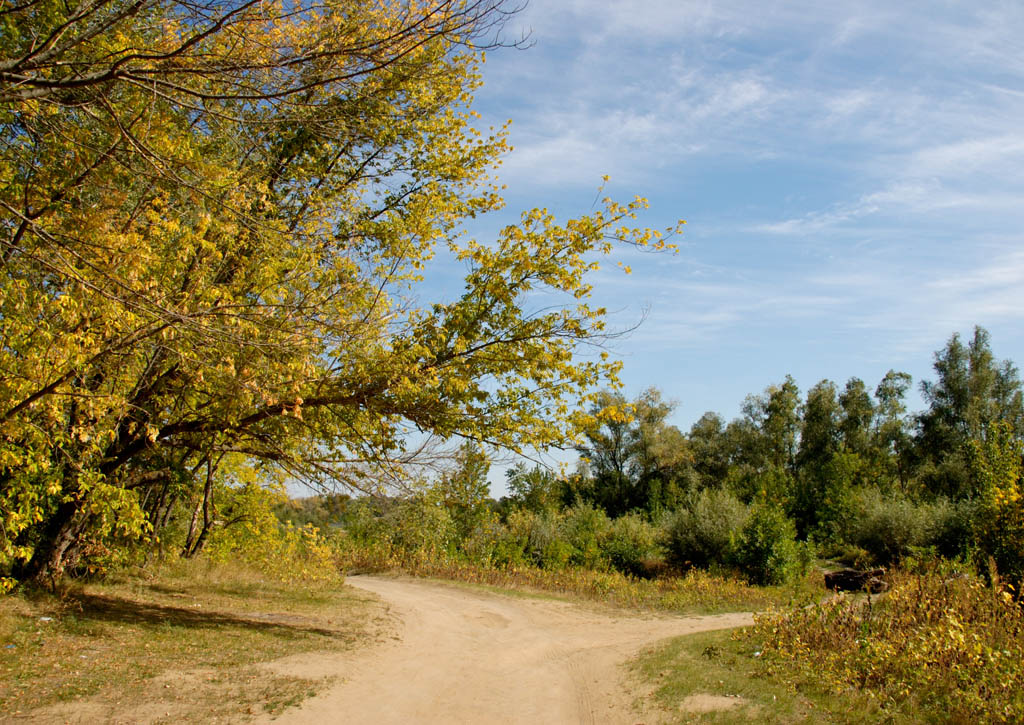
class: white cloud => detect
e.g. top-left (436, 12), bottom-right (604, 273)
top-left (469, 1), bottom-right (1024, 408)
top-left (909, 136), bottom-right (1024, 177)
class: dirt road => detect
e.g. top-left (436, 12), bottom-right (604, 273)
top-left (259, 576), bottom-right (753, 724)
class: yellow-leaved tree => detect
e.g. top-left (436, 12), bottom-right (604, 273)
top-left (968, 422), bottom-right (1024, 588)
top-left (0, 0), bottom-right (680, 587)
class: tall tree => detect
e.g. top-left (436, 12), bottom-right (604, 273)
top-left (727, 376), bottom-right (801, 504)
top-left (576, 388), bottom-right (687, 516)
top-left (792, 379), bottom-right (856, 539)
top-left (838, 377), bottom-right (875, 459)
top-left (687, 411), bottom-right (730, 489)
top-left (0, 0), bottom-right (681, 585)
top-left (874, 369), bottom-right (913, 490)
top-left (915, 327), bottom-right (1024, 499)
top-left (796, 380), bottom-right (840, 469)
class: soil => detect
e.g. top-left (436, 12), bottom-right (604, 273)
top-left (255, 575), bottom-right (753, 724)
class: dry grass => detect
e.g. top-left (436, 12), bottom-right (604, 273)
top-left (0, 559), bottom-right (382, 723)
top-left (337, 540), bottom-right (824, 615)
top-left (631, 626), bottom-right (906, 724)
top-left (751, 570), bottom-right (1024, 723)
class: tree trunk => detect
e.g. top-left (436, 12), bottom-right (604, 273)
top-left (182, 459), bottom-right (215, 558)
top-left (20, 499), bottom-right (92, 588)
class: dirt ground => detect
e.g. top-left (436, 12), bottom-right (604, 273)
top-left (255, 576), bottom-right (753, 725)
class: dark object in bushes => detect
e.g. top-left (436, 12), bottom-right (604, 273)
top-left (824, 567), bottom-right (888, 593)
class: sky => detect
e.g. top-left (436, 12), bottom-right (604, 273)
top-left (436, 0), bottom-right (1024, 495)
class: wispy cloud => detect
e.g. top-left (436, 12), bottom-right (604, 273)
top-left (467, 1), bottom-right (1024, 428)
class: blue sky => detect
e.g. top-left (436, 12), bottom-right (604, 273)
top-left (450, 0), bottom-right (1024, 472)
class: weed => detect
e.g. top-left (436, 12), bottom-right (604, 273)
top-left (750, 570), bottom-right (1024, 722)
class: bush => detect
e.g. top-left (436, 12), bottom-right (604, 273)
top-left (561, 503), bottom-right (611, 569)
top-left (845, 488), bottom-right (936, 566)
top-left (666, 488), bottom-right (748, 569)
top-left (753, 571), bottom-right (1024, 721)
top-left (929, 497), bottom-right (978, 561)
top-left (206, 484), bottom-right (342, 586)
top-left (384, 497), bottom-right (456, 555)
top-left (600, 513), bottom-right (662, 577)
top-left (488, 508), bottom-right (533, 568)
top-left (968, 422), bottom-right (1024, 588)
top-left (731, 503), bottom-right (800, 585)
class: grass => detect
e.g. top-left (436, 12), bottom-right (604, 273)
top-left (633, 569), bottom-right (1024, 724)
top-left (337, 540), bottom-right (826, 615)
top-left (0, 558), bottom-right (382, 722)
top-left (750, 570), bottom-right (1024, 723)
top-left (631, 626), bottom-right (914, 724)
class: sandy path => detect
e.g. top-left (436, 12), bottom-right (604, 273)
top-left (258, 576), bottom-right (753, 725)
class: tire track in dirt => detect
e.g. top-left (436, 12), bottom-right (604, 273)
top-left (257, 576), bottom-right (752, 724)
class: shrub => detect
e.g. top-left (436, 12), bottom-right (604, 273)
top-left (845, 488), bottom-right (935, 566)
top-left (206, 484), bottom-right (341, 586)
top-left (929, 497), bottom-right (978, 561)
top-left (488, 508), bottom-right (533, 568)
top-left (384, 497), bottom-right (456, 555)
top-left (600, 512), bottom-right (662, 577)
top-left (561, 503), bottom-right (611, 569)
top-left (753, 571), bottom-right (1024, 722)
top-left (731, 503), bottom-right (799, 585)
top-left (665, 488), bottom-right (748, 569)
top-left (968, 422), bottom-right (1024, 588)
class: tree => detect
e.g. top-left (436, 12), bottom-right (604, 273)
top-left (687, 412), bottom-right (730, 489)
top-left (744, 375), bottom-right (801, 473)
top-left (0, 0), bottom-right (682, 586)
top-left (874, 370), bottom-right (913, 490)
top-left (796, 380), bottom-right (840, 469)
top-left (576, 387), bottom-right (687, 516)
top-left (726, 376), bottom-right (800, 504)
top-left (915, 328), bottom-right (1024, 499)
top-left (434, 442), bottom-right (491, 540)
top-left (791, 379), bottom-right (854, 539)
top-left (504, 463), bottom-right (563, 514)
top-left (838, 377), bottom-right (875, 459)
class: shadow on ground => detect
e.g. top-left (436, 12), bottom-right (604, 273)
top-left (60, 592), bottom-right (348, 639)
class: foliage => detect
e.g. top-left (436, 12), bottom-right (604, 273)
top-left (434, 442), bottom-right (494, 541)
top-left (0, 0), bottom-right (683, 588)
top-left (731, 503), bottom-right (801, 585)
top-left (752, 570), bottom-right (1024, 722)
top-left (205, 484), bottom-right (343, 586)
top-left (503, 463), bottom-right (564, 514)
top-left (576, 388), bottom-right (688, 516)
top-left (968, 421), bottom-right (1024, 587)
top-left (274, 494), bottom-right (351, 530)
top-left (916, 327), bottom-right (1024, 500)
top-left (599, 512), bottom-right (662, 578)
top-left (559, 503), bottom-right (611, 569)
top-left (664, 488), bottom-right (748, 570)
top-left (844, 488), bottom-right (942, 566)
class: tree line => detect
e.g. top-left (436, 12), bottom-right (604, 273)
top-left (571, 326), bottom-right (1021, 524)
top-left (330, 326), bottom-right (1024, 587)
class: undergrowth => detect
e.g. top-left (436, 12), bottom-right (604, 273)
top-left (336, 538), bottom-right (820, 614)
top-left (750, 569), bottom-right (1024, 723)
